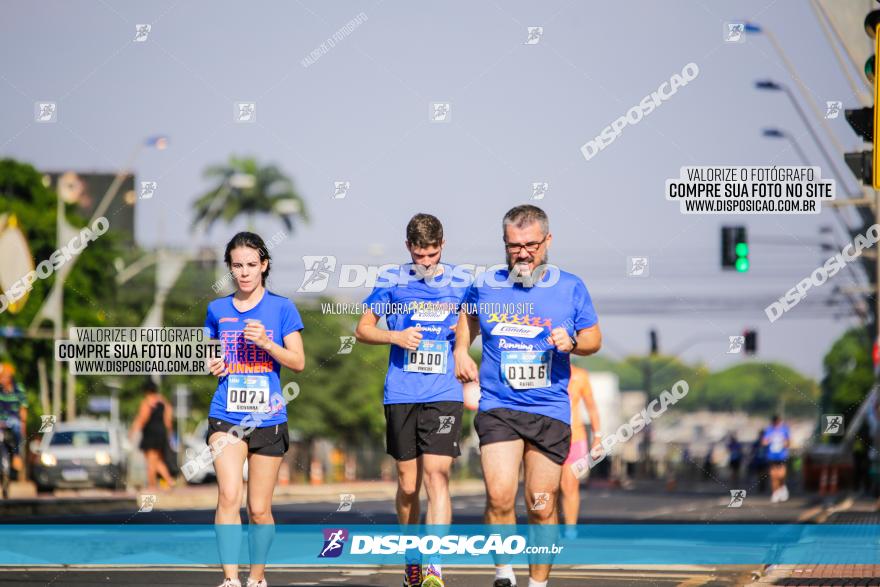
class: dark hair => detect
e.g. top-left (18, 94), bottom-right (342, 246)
top-left (502, 205), bottom-right (549, 238)
top-left (771, 414), bottom-right (780, 423)
top-left (406, 214), bottom-right (444, 249)
top-left (142, 379), bottom-right (158, 394)
top-left (224, 232), bottom-right (271, 286)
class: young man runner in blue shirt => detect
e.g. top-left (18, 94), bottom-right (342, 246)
top-left (454, 205), bottom-right (602, 587)
top-left (356, 214), bottom-right (467, 587)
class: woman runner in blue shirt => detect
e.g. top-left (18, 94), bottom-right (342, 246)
top-left (205, 232), bottom-right (305, 587)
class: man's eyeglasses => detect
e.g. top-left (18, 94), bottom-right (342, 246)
top-left (504, 236), bottom-right (547, 254)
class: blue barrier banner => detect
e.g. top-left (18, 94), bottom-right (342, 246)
top-left (0, 524), bottom-right (877, 565)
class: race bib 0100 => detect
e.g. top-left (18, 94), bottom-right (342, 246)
top-left (403, 340), bottom-right (449, 374)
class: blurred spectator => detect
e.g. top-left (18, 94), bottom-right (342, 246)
top-left (748, 434), bottom-right (768, 492)
top-left (130, 380), bottom-right (175, 490)
top-left (727, 433), bottom-right (742, 484)
top-left (0, 363), bottom-right (28, 479)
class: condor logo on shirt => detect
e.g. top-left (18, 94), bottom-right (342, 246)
top-left (488, 313), bottom-right (550, 339)
top-left (490, 323), bottom-right (544, 338)
top-left (410, 309), bottom-right (450, 322)
top-left (219, 317), bottom-right (239, 323)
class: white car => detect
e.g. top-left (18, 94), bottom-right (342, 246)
top-left (33, 419), bottom-right (128, 492)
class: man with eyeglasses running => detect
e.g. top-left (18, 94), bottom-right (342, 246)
top-left (454, 205), bottom-right (602, 587)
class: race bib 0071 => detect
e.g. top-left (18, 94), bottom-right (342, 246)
top-left (226, 374), bottom-right (270, 413)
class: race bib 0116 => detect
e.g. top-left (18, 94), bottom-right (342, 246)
top-left (500, 350), bottom-right (552, 390)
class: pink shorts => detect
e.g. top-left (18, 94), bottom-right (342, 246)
top-left (564, 439), bottom-right (588, 465)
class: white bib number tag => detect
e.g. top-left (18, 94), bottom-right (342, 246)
top-left (770, 436), bottom-right (784, 453)
top-left (501, 350), bottom-right (552, 390)
top-left (403, 340), bottom-right (449, 374)
top-left (226, 374), bottom-right (270, 413)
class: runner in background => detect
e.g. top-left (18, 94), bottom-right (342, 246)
top-left (559, 365), bottom-right (601, 538)
top-left (205, 232), bottom-right (306, 587)
top-left (762, 414), bottom-right (790, 503)
top-left (355, 213), bottom-right (467, 587)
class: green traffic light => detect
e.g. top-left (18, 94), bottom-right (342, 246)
top-left (735, 242), bottom-right (749, 257)
top-left (866, 54), bottom-right (875, 84)
top-left (735, 258), bottom-right (750, 272)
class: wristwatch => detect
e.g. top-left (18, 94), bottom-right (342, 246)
top-left (569, 334), bottom-right (578, 351)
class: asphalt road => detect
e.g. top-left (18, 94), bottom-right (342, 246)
top-left (0, 484), bottom-right (819, 586)
top-left (0, 565), bottom-right (758, 586)
top-left (1, 483), bottom-right (818, 524)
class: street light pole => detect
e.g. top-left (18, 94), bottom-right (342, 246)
top-left (29, 135), bottom-right (167, 420)
top-left (756, 81), bottom-right (858, 195)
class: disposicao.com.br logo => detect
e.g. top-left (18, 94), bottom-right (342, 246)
top-left (317, 529), bottom-right (562, 558)
top-left (297, 258), bottom-right (561, 292)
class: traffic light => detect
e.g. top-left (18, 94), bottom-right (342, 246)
top-left (743, 330), bottom-right (757, 355)
top-left (721, 226), bottom-right (749, 272)
top-left (844, 8), bottom-right (880, 188)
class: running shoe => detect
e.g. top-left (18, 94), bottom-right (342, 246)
top-left (421, 564), bottom-right (443, 587)
top-left (246, 578), bottom-right (267, 587)
top-left (403, 563), bottom-right (422, 587)
top-left (493, 579), bottom-right (515, 587)
top-left (216, 579), bottom-right (241, 587)
top-left (778, 485), bottom-right (789, 502)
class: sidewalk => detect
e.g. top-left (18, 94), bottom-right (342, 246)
top-left (746, 495), bottom-right (880, 586)
top-left (0, 478), bottom-right (488, 515)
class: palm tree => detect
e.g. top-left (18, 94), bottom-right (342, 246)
top-left (191, 156), bottom-right (309, 233)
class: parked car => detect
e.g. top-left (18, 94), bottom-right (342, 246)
top-left (182, 419), bottom-right (247, 484)
top-left (33, 419), bottom-right (128, 493)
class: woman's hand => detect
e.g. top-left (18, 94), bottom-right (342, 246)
top-left (208, 357), bottom-right (228, 377)
top-left (243, 319), bottom-right (272, 350)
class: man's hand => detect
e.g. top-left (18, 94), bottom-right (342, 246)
top-left (392, 327), bottom-right (423, 351)
top-left (455, 352), bottom-right (480, 384)
top-left (590, 432), bottom-right (604, 454)
top-left (550, 327), bottom-right (574, 352)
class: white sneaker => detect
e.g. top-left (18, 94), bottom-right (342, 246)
top-left (779, 486), bottom-right (789, 502)
top-left (246, 578), bottom-right (267, 587)
top-left (218, 579), bottom-right (241, 587)
top-left (770, 489), bottom-right (780, 503)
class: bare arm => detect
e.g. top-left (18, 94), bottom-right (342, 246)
top-left (266, 331), bottom-right (306, 372)
top-left (453, 311), bottom-right (481, 383)
top-left (162, 398), bottom-right (173, 436)
top-left (129, 400), bottom-right (149, 439)
top-left (572, 324), bottom-right (602, 356)
top-left (582, 381), bottom-right (601, 437)
top-left (355, 310), bottom-right (421, 350)
top-left (453, 311), bottom-right (480, 355)
top-left (243, 321), bottom-right (305, 372)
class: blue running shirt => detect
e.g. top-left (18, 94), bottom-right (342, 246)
top-left (463, 268), bottom-right (598, 424)
top-left (363, 263), bottom-right (467, 405)
top-left (762, 424), bottom-right (790, 461)
top-left (205, 291), bottom-right (304, 426)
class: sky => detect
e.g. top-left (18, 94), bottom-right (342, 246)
top-left (1, 0), bottom-right (875, 379)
